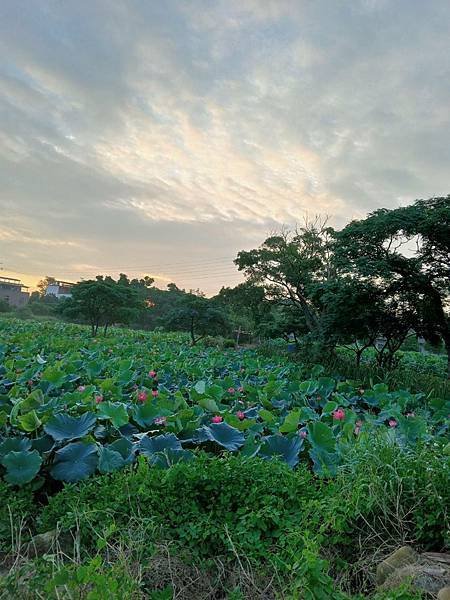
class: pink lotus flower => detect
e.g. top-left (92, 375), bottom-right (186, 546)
top-left (154, 416), bottom-right (166, 426)
top-left (211, 415), bottom-right (223, 423)
top-left (332, 408), bottom-right (345, 421)
top-left (236, 410), bottom-right (245, 420)
top-left (137, 391), bottom-right (148, 403)
top-left (152, 389), bottom-right (159, 397)
top-left (95, 395), bottom-right (103, 404)
top-left (77, 385), bottom-right (86, 392)
top-left (238, 386), bottom-right (244, 393)
top-left (149, 370), bottom-right (157, 378)
top-left (354, 426), bottom-right (361, 435)
top-left (388, 419), bottom-right (398, 428)
top-left (227, 387), bottom-right (235, 394)
top-left (299, 430), bottom-right (308, 439)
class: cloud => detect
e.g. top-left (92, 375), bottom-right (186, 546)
top-left (0, 0), bottom-right (448, 293)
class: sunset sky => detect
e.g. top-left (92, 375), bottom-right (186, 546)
top-left (1, 1), bottom-right (449, 294)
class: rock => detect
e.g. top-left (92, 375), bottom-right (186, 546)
top-left (377, 548), bottom-right (450, 596)
top-left (27, 530), bottom-right (72, 558)
top-left (376, 546), bottom-right (418, 586)
top-left (438, 587), bottom-right (450, 600)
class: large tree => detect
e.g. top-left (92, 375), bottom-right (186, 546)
top-left (164, 293), bottom-right (230, 345)
top-left (59, 276), bottom-right (144, 336)
top-left (336, 195), bottom-right (450, 377)
top-left (234, 220), bottom-right (335, 345)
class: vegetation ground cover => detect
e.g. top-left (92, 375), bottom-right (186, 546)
top-left (0, 319), bottom-right (448, 598)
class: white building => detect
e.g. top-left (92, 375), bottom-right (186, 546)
top-left (45, 280), bottom-right (74, 299)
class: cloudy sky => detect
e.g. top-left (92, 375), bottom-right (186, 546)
top-left (1, 0), bottom-right (449, 294)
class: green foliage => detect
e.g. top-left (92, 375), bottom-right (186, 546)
top-left (58, 275), bottom-right (144, 335)
top-left (39, 455), bottom-right (318, 561)
top-left (0, 319), bottom-right (448, 489)
top-left (0, 479), bottom-right (34, 551)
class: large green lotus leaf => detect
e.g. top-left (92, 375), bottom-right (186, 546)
top-left (97, 402), bottom-right (129, 428)
top-left (259, 434), bottom-right (302, 468)
top-left (98, 447), bottom-right (126, 473)
top-left (207, 384), bottom-right (225, 401)
top-left (19, 389), bottom-right (45, 413)
top-left (307, 421), bottom-right (336, 453)
top-left (133, 403), bottom-right (172, 428)
top-left (31, 435), bottom-right (55, 455)
top-left (109, 437), bottom-right (134, 460)
top-left (44, 412), bottom-right (97, 442)
top-left (41, 366), bottom-right (66, 388)
top-left (240, 433), bottom-right (261, 458)
top-left (194, 380), bottom-right (206, 395)
top-left (51, 442), bottom-right (98, 482)
top-left (0, 437), bottom-right (31, 458)
top-left (201, 422), bottom-right (245, 451)
top-left (139, 433), bottom-right (182, 457)
top-left (309, 447), bottom-right (339, 477)
top-left (198, 397), bottom-right (219, 412)
top-left (317, 377), bottom-right (336, 398)
top-left (298, 380), bottom-right (319, 395)
top-left (279, 410), bottom-right (301, 433)
top-left (396, 416), bottom-right (428, 446)
top-left (2, 450), bottom-right (42, 485)
top-left (149, 448), bottom-right (194, 469)
top-left (18, 410), bottom-right (42, 433)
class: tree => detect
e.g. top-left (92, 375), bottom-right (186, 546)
top-left (164, 293), bottom-right (230, 345)
top-left (36, 276), bottom-right (56, 297)
top-left (336, 195), bottom-right (450, 377)
top-left (235, 220), bottom-right (336, 348)
top-left (59, 276), bottom-right (144, 336)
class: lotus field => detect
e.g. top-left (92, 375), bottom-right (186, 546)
top-left (1, 319), bottom-right (449, 489)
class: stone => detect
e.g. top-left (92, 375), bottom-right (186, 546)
top-left (376, 546), bottom-right (418, 586)
top-left (27, 530), bottom-right (72, 558)
top-left (438, 587), bottom-right (450, 600)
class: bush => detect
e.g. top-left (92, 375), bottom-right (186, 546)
top-left (39, 455), bottom-right (320, 562)
top-left (0, 299), bottom-right (11, 313)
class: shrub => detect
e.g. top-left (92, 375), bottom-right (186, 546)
top-left (39, 455), bottom-right (319, 562)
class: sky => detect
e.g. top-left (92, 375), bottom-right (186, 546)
top-left (1, 0), bottom-right (449, 295)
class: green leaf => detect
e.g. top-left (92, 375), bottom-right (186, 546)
top-left (18, 410), bottom-right (42, 432)
top-left (41, 366), bottom-right (66, 388)
top-left (199, 422), bottom-right (245, 451)
top-left (148, 449), bottom-right (194, 469)
top-left (2, 450), bottom-right (42, 485)
top-left (133, 403), bottom-right (171, 428)
top-left (259, 434), bottom-right (302, 468)
top-left (97, 402), bottom-right (129, 428)
top-left (51, 442), bottom-right (98, 482)
top-left (98, 447), bottom-right (125, 473)
top-left (198, 397), bottom-right (219, 412)
top-left (139, 434), bottom-right (182, 457)
top-left (259, 409), bottom-right (275, 424)
top-left (0, 437), bottom-right (31, 458)
top-left (194, 381), bottom-right (206, 395)
top-left (307, 421), bottom-right (336, 453)
top-left (279, 410), bottom-right (300, 433)
top-left (44, 413), bottom-right (97, 442)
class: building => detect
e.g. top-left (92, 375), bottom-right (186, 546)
top-left (45, 280), bottom-right (74, 299)
top-left (0, 276), bottom-right (30, 307)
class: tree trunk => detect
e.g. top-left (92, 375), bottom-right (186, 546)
top-left (190, 316), bottom-right (196, 345)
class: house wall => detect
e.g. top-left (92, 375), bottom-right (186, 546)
top-left (0, 285), bottom-right (30, 307)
